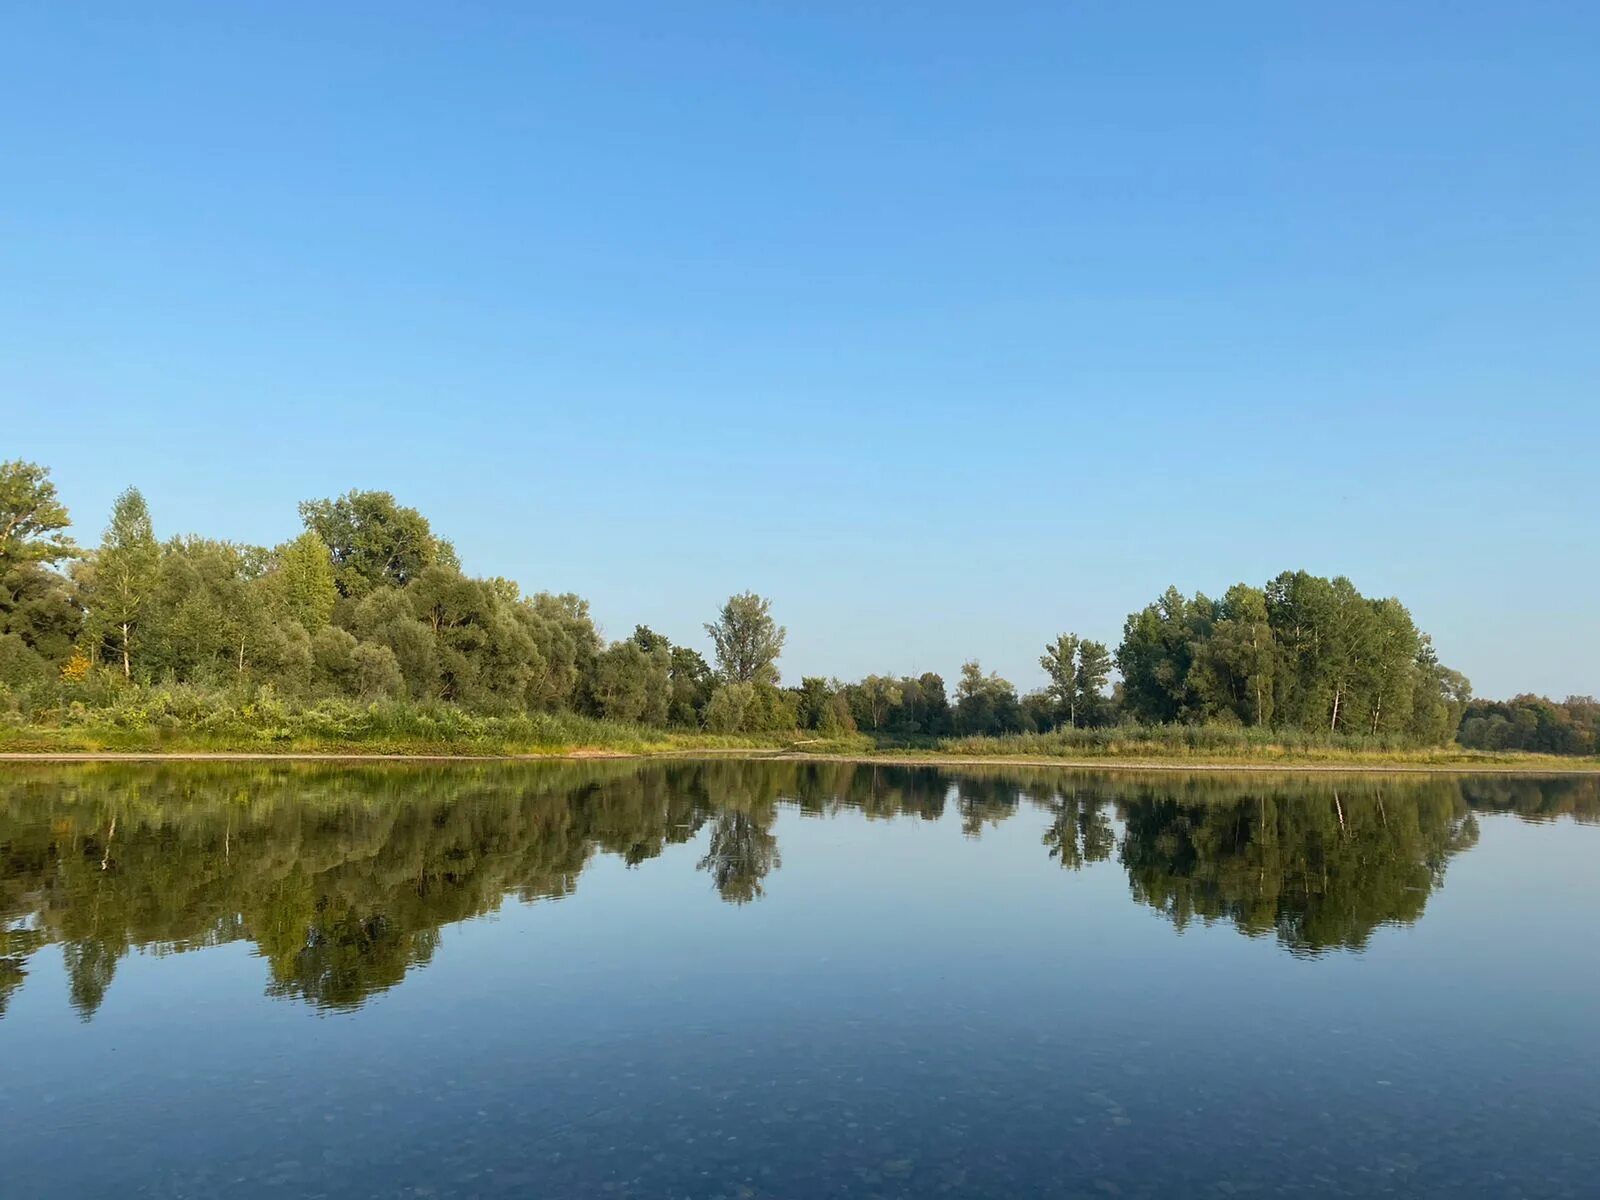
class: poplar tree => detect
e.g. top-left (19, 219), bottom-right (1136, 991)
top-left (92, 488), bottom-right (159, 677)
top-left (1040, 633), bottom-right (1082, 726)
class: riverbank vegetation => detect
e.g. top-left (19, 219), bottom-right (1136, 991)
top-left (1, 459), bottom-right (1593, 761)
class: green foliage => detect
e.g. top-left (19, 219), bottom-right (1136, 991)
top-left (935, 721), bottom-right (1506, 763)
top-left (705, 591), bottom-right (785, 685)
top-left (591, 638), bottom-right (670, 725)
top-left (269, 530), bottom-right (338, 630)
top-left (954, 660), bottom-right (1024, 736)
top-left (1039, 632), bottom-right (1112, 728)
top-left (0, 632), bottom-right (54, 688)
top-left (1115, 572), bottom-right (1470, 744)
top-left (0, 463), bottom-right (1570, 759)
top-left (0, 460), bottom-right (76, 570)
top-left (794, 676), bottom-right (857, 734)
top-left (1459, 694), bottom-right (1600, 756)
top-left (88, 487), bottom-right (160, 677)
top-left (0, 562), bottom-right (81, 665)
top-left (1040, 632), bottom-right (1080, 721)
top-left (703, 681), bottom-right (798, 733)
top-left (1075, 639), bottom-right (1112, 724)
top-left (298, 490), bottom-right (457, 598)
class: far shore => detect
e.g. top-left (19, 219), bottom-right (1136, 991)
top-left (2, 747), bottom-right (1597, 775)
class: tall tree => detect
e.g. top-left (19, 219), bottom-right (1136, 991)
top-left (705, 592), bottom-right (786, 685)
top-left (954, 660), bottom-right (1022, 736)
top-left (0, 460), bottom-right (76, 571)
top-left (1116, 587), bottom-right (1206, 723)
top-left (1074, 639), bottom-right (1112, 725)
top-left (1188, 583), bottom-right (1275, 726)
top-left (91, 488), bottom-right (159, 677)
top-left (1040, 633), bottom-right (1082, 726)
top-left (271, 531), bottom-right (338, 630)
top-left (298, 490), bottom-right (457, 598)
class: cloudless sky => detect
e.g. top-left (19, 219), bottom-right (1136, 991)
top-left (3, 2), bottom-right (1596, 698)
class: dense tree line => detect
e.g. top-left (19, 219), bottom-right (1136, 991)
top-left (1, 460), bottom-right (1589, 751)
top-left (1113, 575), bottom-right (1473, 742)
top-left (1, 462), bottom-right (735, 726)
top-left (1457, 695), bottom-right (1600, 756)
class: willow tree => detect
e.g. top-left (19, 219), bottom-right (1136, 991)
top-left (298, 489), bottom-right (457, 598)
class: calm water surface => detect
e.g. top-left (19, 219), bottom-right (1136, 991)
top-left (2, 761), bottom-right (1597, 1198)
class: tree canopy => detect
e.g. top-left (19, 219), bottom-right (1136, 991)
top-left (0, 459), bottom-right (75, 571)
top-left (3, 458), bottom-right (1576, 754)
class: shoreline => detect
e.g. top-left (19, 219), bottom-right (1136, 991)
top-left (1, 748), bottom-right (1596, 775)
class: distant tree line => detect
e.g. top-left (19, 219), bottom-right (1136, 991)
top-left (0, 459), bottom-right (1587, 752)
top-left (1457, 695), bottom-right (1600, 757)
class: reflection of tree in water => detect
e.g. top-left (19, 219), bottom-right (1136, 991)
top-left (0, 763), bottom-right (1589, 1017)
top-left (956, 776), bottom-right (1021, 838)
top-left (1457, 776), bottom-right (1600, 825)
top-left (0, 761), bottom-right (715, 1019)
top-left (1042, 792), bottom-right (1115, 871)
top-left (692, 760), bottom-right (787, 903)
top-left (1116, 781), bottom-right (1480, 955)
top-left (698, 811), bottom-right (781, 904)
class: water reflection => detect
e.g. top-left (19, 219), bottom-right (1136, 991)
top-left (1, 761), bottom-right (1595, 1019)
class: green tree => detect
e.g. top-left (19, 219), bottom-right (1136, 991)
top-left (852, 674), bottom-right (904, 731)
top-left (1040, 633), bottom-right (1082, 726)
top-left (704, 681), bottom-right (757, 732)
top-left (900, 672), bottom-right (950, 735)
top-left (143, 537), bottom-right (269, 680)
top-left (270, 531), bottom-right (338, 630)
top-left (407, 566), bottom-right (543, 708)
top-left (1074, 639), bottom-right (1112, 726)
top-left (632, 625), bottom-right (715, 727)
top-left (794, 676), bottom-right (855, 734)
top-left (954, 660), bottom-right (1022, 735)
top-left (1188, 583), bottom-right (1276, 726)
top-left (1116, 587), bottom-right (1206, 723)
top-left (516, 591), bottom-right (599, 710)
top-left (299, 490), bottom-right (457, 598)
top-left (705, 591), bottom-right (786, 685)
top-left (90, 488), bottom-right (160, 677)
top-left (592, 639), bottom-right (671, 725)
top-left (0, 562), bottom-right (81, 667)
top-left (667, 645), bottom-right (715, 726)
top-left (0, 460), bottom-right (76, 571)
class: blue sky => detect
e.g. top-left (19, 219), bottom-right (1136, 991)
top-left (3, 2), bottom-right (1596, 699)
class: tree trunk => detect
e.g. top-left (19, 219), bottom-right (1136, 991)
top-left (120, 623), bottom-right (131, 678)
top-left (1329, 686), bottom-right (1341, 732)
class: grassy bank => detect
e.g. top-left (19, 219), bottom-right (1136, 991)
top-left (922, 724), bottom-right (1597, 769)
top-left (2, 686), bottom-right (1595, 769)
top-left (0, 692), bottom-right (819, 757)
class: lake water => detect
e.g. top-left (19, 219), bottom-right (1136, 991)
top-left (2, 761), bottom-right (1597, 1198)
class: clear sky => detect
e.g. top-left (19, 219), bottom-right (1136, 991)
top-left (3, 2), bottom-right (1596, 699)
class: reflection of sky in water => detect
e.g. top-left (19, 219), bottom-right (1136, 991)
top-left (1, 765), bottom-right (1597, 1198)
